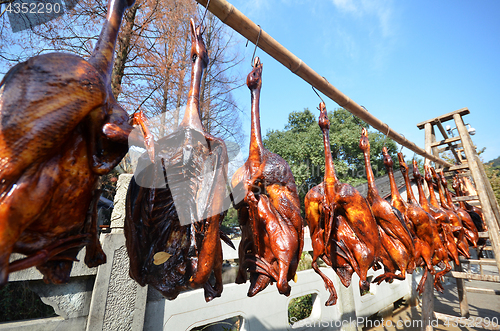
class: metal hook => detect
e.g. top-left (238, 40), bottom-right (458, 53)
top-left (312, 86), bottom-right (325, 105)
top-left (200, 0), bottom-right (211, 33)
top-left (251, 25), bottom-right (262, 66)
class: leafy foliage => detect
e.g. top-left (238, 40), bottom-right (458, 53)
top-left (263, 107), bottom-right (398, 212)
top-left (288, 294), bottom-right (314, 324)
top-left (0, 281), bottom-right (56, 322)
top-left (488, 155), bottom-right (500, 168)
top-left (484, 162), bottom-right (500, 205)
top-left (221, 206), bottom-right (239, 235)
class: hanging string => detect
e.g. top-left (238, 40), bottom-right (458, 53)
top-left (200, 0), bottom-right (211, 32)
top-left (312, 86), bottom-right (325, 105)
top-left (133, 82), bottom-right (163, 116)
top-left (200, 0), bottom-right (210, 26)
top-left (382, 124), bottom-right (390, 148)
top-left (399, 133), bottom-right (405, 153)
top-left (251, 25), bottom-right (262, 66)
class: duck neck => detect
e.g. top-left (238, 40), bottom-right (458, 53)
top-left (436, 180), bottom-right (451, 209)
top-left (386, 164), bottom-right (402, 202)
top-left (426, 179), bottom-right (440, 208)
top-left (415, 177), bottom-right (429, 208)
top-left (363, 148), bottom-right (379, 200)
top-left (323, 128), bottom-right (338, 185)
top-left (455, 186), bottom-right (467, 209)
top-left (179, 56), bottom-right (205, 131)
top-left (248, 87), bottom-right (264, 163)
top-left (89, 0), bottom-right (129, 83)
top-left (443, 184), bottom-right (456, 208)
top-left (401, 169), bottom-right (417, 204)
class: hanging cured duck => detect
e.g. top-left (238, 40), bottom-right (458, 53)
top-left (231, 57), bottom-right (303, 298)
top-left (304, 103), bottom-right (380, 306)
top-left (396, 154), bottom-right (451, 294)
top-left (437, 170), bottom-right (478, 247)
top-left (382, 149), bottom-right (445, 294)
top-left (0, 0), bottom-right (139, 286)
top-left (429, 167), bottom-right (471, 258)
top-left (413, 162), bottom-right (460, 266)
top-left (423, 165), bottom-right (470, 258)
top-left (453, 176), bottom-right (487, 242)
top-left (125, 18), bottom-right (231, 302)
top-left (358, 129), bottom-right (415, 284)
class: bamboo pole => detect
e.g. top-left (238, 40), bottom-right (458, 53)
top-left (196, 0), bottom-right (452, 168)
top-left (454, 113), bottom-right (500, 272)
top-left (422, 122), bottom-right (435, 331)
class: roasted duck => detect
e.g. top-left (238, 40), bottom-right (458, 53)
top-left (426, 167), bottom-right (470, 258)
top-left (460, 174), bottom-right (478, 196)
top-left (231, 57), bottom-right (303, 298)
top-left (304, 103), bottom-right (380, 305)
top-left (430, 168), bottom-right (473, 254)
top-left (453, 175), bottom-right (487, 236)
top-left (359, 128), bottom-right (414, 284)
top-left (413, 162), bottom-right (460, 266)
top-left (438, 170), bottom-right (478, 247)
top-left (125, 19), bottom-right (230, 302)
top-left (397, 154), bottom-right (450, 294)
top-left (0, 0), bottom-right (138, 286)
top-left (383, 149), bottom-right (442, 294)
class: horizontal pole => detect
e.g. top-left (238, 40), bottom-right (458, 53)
top-left (196, 0), bottom-right (452, 167)
top-left (459, 258), bottom-right (497, 266)
top-left (438, 143), bottom-right (463, 153)
top-left (443, 164), bottom-right (470, 172)
top-left (434, 312), bottom-right (500, 330)
top-left (416, 107), bottom-right (470, 129)
top-left (448, 271), bottom-right (500, 282)
top-left (452, 195), bottom-right (479, 202)
top-left (431, 136), bottom-right (462, 147)
top-left (465, 287), bottom-right (500, 295)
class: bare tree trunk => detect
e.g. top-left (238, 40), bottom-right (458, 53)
top-left (173, 25), bottom-right (190, 128)
top-left (111, 0), bottom-right (140, 98)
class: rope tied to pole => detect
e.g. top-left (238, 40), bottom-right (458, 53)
top-left (200, 0), bottom-right (212, 32)
top-left (383, 124), bottom-right (390, 149)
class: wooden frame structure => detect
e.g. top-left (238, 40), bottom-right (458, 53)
top-left (418, 108), bottom-right (500, 330)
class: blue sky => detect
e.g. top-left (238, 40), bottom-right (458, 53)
top-left (225, 0), bottom-right (500, 163)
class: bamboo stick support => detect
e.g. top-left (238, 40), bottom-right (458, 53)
top-left (195, 0), bottom-right (452, 167)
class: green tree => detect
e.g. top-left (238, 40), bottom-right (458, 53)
top-left (263, 107), bottom-right (398, 212)
top-left (484, 163), bottom-right (500, 205)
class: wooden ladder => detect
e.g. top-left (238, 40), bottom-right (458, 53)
top-left (416, 107), bottom-right (500, 330)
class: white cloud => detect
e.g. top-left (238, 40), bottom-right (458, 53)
top-left (330, 0), bottom-right (398, 70)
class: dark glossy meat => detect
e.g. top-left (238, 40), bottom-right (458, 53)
top-left (304, 103), bottom-right (380, 306)
top-left (382, 150), bottom-right (449, 295)
top-left (0, 0), bottom-right (136, 286)
top-left (428, 167), bottom-right (471, 258)
top-left (125, 19), bottom-right (229, 302)
top-left (454, 176), bottom-right (487, 245)
top-left (439, 172), bottom-right (478, 247)
top-left (231, 57), bottom-right (303, 298)
top-left (359, 128), bottom-right (415, 285)
top-left (414, 163), bottom-right (460, 266)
